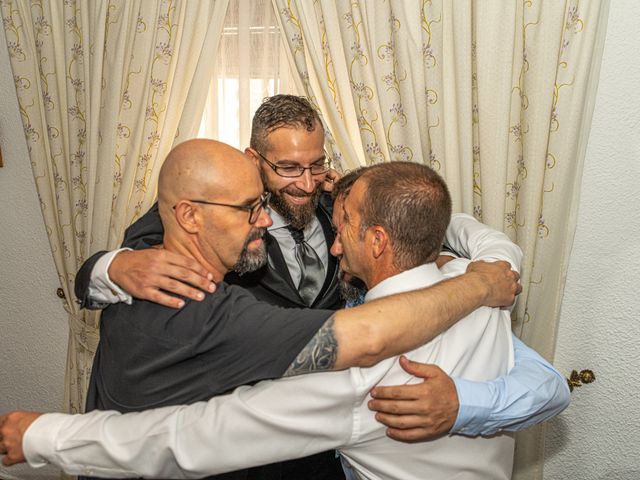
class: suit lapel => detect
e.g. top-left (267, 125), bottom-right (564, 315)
top-left (262, 231), bottom-right (307, 306)
top-left (257, 197), bottom-right (338, 308)
top-left (312, 203), bottom-right (339, 306)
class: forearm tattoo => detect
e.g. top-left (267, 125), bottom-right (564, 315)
top-left (284, 315), bottom-right (338, 377)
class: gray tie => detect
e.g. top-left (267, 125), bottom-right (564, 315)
top-left (287, 226), bottom-right (325, 305)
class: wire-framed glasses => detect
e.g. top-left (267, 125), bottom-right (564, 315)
top-left (176, 191), bottom-right (271, 224)
top-left (255, 150), bottom-right (330, 178)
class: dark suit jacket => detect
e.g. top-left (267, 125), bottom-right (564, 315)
top-left (75, 195), bottom-right (345, 480)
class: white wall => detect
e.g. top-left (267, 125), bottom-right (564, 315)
top-left (543, 1), bottom-right (640, 479)
top-left (0, 2), bottom-right (638, 479)
top-left (0, 26), bottom-right (66, 480)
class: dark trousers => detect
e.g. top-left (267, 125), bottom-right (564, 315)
top-left (79, 449), bottom-right (345, 480)
top-left (248, 451), bottom-right (345, 479)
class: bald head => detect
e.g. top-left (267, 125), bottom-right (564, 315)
top-left (157, 139), bottom-right (269, 279)
top-left (158, 139), bottom-right (256, 212)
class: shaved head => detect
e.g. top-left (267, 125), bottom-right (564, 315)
top-left (158, 139), bottom-right (255, 215)
top-left (157, 139), bottom-right (271, 279)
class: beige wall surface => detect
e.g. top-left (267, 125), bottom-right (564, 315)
top-left (0, 25), bottom-right (66, 480)
top-left (544, 1), bottom-right (640, 479)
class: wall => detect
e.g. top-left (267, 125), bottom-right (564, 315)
top-left (0, 25), bottom-right (66, 480)
top-left (543, 1), bottom-right (640, 479)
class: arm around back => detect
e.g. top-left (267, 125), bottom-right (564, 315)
top-left (330, 262), bottom-right (519, 371)
top-left (75, 204), bottom-right (214, 309)
top-left (451, 336), bottom-right (570, 436)
top-left (74, 204), bottom-right (165, 307)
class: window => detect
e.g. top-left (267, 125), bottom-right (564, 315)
top-left (198, 0), bottom-right (300, 149)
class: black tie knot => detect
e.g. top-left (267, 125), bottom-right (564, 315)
top-left (287, 226), bottom-right (305, 244)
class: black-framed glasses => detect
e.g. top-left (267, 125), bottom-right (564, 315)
top-left (176, 192), bottom-right (271, 224)
top-left (254, 150), bottom-right (330, 178)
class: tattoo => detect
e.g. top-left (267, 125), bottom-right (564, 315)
top-left (283, 315), bottom-right (338, 376)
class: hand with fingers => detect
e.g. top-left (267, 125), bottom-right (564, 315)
top-left (109, 248), bottom-right (216, 309)
top-left (322, 168), bottom-right (342, 193)
top-left (466, 260), bottom-right (522, 308)
top-left (368, 356), bottom-right (459, 442)
top-left (0, 411), bottom-right (42, 466)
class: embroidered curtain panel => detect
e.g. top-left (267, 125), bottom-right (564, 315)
top-left (1, 0), bottom-right (228, 415)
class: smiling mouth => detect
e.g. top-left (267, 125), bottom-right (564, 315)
top-left (285, 192), bottom-right (312, 205)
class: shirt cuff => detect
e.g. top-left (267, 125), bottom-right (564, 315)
top-left (451, 377), bottom-right (494, 437)
top-left (23, 413), bottom-right (68, 468)
top-left (88, 248), bottom-right (133, 306)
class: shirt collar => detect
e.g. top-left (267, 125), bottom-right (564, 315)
top-left (364, 263), bottom-right (444, 303)
top-left (267, 207), bottom-right (288, 231)
top-left (267, 206), bottom-right (319, 237)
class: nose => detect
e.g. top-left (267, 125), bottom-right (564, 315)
top-left (330, 232), bottom-right (343, 257)
top-left (294, 169), bottom-right (317, 194)
top-left (255, 207), bottom-right (273, 228)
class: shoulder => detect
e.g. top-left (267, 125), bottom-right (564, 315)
top-left (439, 257), bottom-right (471, 279)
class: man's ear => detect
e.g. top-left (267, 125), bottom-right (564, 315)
top-left (173, 201), bottom-right (200, 234)
top-left (245, 148), bottom-right (260, 167)
top-left (370, 226), bottom-right (389, 259)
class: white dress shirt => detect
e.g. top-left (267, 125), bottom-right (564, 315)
top-left (24, 214), bottom-right (519, 479)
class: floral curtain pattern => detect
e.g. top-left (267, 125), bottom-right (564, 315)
top-left (1, 0), bottom-right (228, 415)
top-left (274, 1), bottom-right (608, 479)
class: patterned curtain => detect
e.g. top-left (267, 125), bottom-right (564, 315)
top-left (0, 0), bottom-right (229, 415)
top-left (274, 1), bottom-right (609, 478)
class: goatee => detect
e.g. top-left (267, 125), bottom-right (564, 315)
top-left (339, 273), bottom-right (367, 305)
top-left (233, 228), bottom-right (268, 275)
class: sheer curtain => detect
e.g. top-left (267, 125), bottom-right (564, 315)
top-left (273, 1), bottom-right (609, 478)
top-left (199, 0), bottom-right (300, 150)
top-left (1, 0), bottom-right (228, 414)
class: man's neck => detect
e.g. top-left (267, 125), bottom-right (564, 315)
top-left (163, 235), bottom-right (226, 283)
top-left (365, 263), bottom-right (400, 291)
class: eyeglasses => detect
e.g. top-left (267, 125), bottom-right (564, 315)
top-left (176, 192), bottom-right (271, 224)
top-left (254, 150), bottom-right (330, 178)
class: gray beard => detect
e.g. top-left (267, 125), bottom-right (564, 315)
top-left (233, 228), bottom-right (268, 275)
top-left (339, 275), bottom-right (367, 305)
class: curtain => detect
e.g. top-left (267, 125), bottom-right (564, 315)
top-left (199, 0), bottom-right (300, 150)
top-left (274, 1), bottom-right (609, 478)
top-left (1, 0), bottom-right (229, 415)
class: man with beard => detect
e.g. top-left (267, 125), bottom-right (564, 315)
top-left (76, 95), bottom-right (342, 313)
